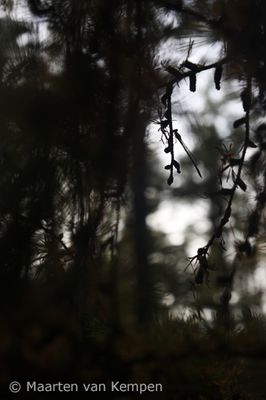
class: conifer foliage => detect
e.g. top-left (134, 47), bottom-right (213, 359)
top-left (1, 1), bottom-right (266, 398)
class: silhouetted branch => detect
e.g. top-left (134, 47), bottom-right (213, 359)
top-left (160, 57), bottom-right (227, 184)
top-left (40, 223), bottom-right (75, 260)
top-left (188, 77), bottom-right (252, 284)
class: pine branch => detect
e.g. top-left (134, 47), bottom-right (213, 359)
top-left (188, 77), bottom-right (252, 284)
top-left (40, 223), bottom-right (75, 260)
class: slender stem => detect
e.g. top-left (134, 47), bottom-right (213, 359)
top-left (205, 77), bottom-right (251, 252)
top-left (160, 57), bottom-right (228, 91)
top-left (41, 224), bottom-right (75, 260)
top-left (167, 92), bottom-right (175, 183)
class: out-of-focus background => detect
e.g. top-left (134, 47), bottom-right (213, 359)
top-left (1, 1), bottom-right (266, 398)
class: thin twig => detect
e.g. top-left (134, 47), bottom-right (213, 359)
top-left (40, 224), bottom-right (75, 260)
top-left (205, 77), bottom-right (251, 253)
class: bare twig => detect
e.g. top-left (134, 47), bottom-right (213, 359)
top-left (40, 224), bottom-right (75, 260)
top-left (188, 77), bottom-right (252, 283)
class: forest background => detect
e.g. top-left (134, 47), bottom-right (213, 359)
top-left (1, 0), bottom-right (266, 398)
